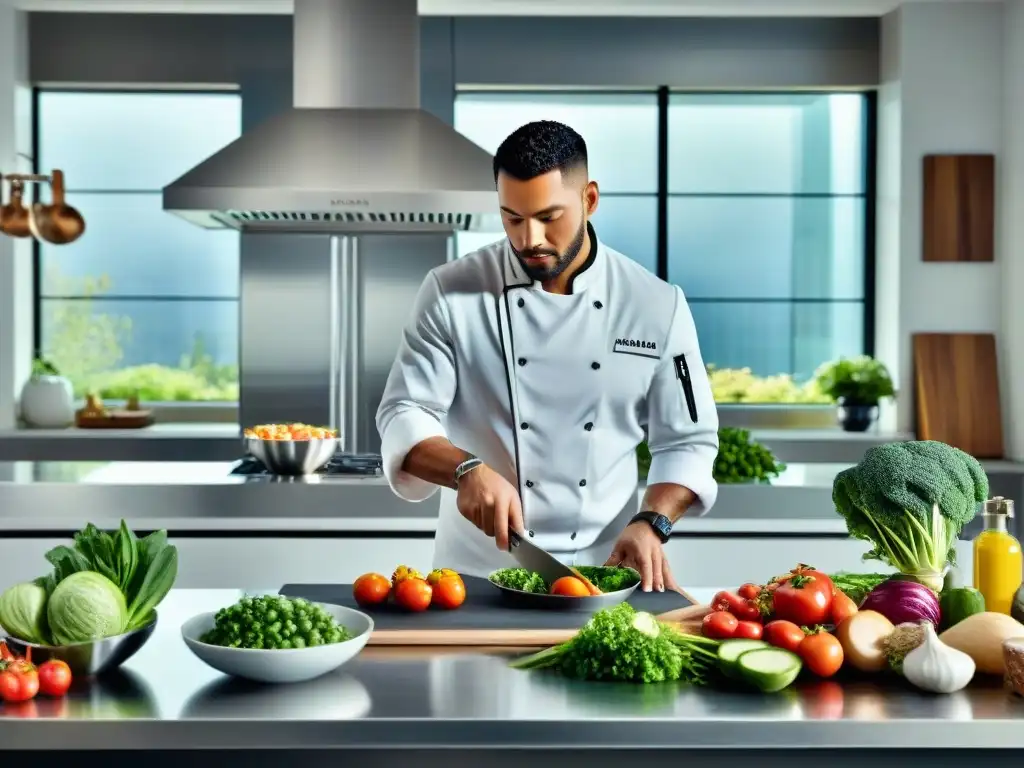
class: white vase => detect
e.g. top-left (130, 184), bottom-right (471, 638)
top-left (19, 375), bottom-right (75, 429)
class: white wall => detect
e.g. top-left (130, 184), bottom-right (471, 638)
top-left (1002, 0), bottom-right (1024, 461)
top-left (875, 1), bottom-right (1015, 455)
top-left (0, 1), bottom-right (34, 430)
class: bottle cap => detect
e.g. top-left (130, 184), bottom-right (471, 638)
top-left (984, 496), bottom-right (1015, 519)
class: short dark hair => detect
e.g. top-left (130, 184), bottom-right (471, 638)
top-left (492, 120), bottom-right (588, 184)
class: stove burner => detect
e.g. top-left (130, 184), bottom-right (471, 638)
top-left (231, 452), bottom-right (383, 477)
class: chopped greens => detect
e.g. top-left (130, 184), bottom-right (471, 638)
top-left (201, 595), bottom-right (353, 650)
top-left (510, 602), bottom-right (720, 684)
top-left (489, 566), bottom-right (640, 594)
top-left (828, 572), bottom-right (892, 606)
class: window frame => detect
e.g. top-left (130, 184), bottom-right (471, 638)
top-left (455, 85), bottom-right (878, 427)
top-left (30, 85), bottom-right (242, 424)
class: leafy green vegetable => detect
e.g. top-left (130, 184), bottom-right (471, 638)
top-left (40, 520), bottom-right (177, 632)
top-left (638, 428), bottom-right (784, 485)
top-left (832, 440), bottom-right (988, 590)
top-left (0, 582), bottom-right (49, 644)
top-left (47, 570), bottom-right (128, 645)
top-left (201, 595), bottom-right (352, 650)
top-left (510, 603), bottom-right (721, 684)
top-left (828, 572), bottom-right (892, 605)
top-left (489, 566), bottom-right (640, 594)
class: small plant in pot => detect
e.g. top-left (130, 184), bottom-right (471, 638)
top-left (18, 358), bottom-right (75, 429)
top-left (813, 356), bottom-right (896, 432)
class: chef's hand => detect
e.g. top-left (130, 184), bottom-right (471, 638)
top-left (456, 464), bottom-right (525, 552)
top-left (605, 522), bottom-right (681, 593)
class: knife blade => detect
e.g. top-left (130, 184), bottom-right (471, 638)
top-left (507, 531), bottom-right (602, 594)
top-left (508, 530), bottom-right (577, 586)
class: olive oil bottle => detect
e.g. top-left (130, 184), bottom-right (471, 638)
top-left (973, 496), bottom-right (1023, 615)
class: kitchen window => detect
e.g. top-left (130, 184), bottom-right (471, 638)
top-left (32, 89), bottom-right (242, 410)
top-left (453, 89), bottom-right (874, 415)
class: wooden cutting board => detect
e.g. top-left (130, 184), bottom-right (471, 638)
top-left (913, 332), bottom-right (1004, 458)
top-left (280, 579), bottom-right (709, 647)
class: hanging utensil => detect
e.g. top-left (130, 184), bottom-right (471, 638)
top-left (29, 169), bottom-right (85, 245)
top-left (0, 178), bottom-right (31, 238)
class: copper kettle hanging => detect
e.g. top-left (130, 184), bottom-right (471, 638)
top-left (0, 178), bottom-right (31, 238)
top-left (29, 170), bottom-right (85, 245)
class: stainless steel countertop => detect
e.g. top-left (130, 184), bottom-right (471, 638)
top-left (2, 588), bottom-right (1024, 751)
top-left (0, 461), bottom-right (855, 535)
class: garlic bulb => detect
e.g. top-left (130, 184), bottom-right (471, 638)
top-left (902, 621), bottom-right (976, 694)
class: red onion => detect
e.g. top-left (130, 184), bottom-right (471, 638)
top-left (859, 579), bottom-right (941, 628)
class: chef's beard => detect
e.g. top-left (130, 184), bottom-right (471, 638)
top-left (510, 218), bottom-right (587, 283)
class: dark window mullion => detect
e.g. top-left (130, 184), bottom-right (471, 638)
top-left (656, 86), bottom-right (669, 281)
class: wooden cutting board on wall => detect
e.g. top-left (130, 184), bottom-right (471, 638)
top-left (913, 332), bottom-right (1004, 458)
top-left (922, 154), bottom-right (995, 262)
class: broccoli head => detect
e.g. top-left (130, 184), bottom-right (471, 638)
top-left (833, 440), bottom-right (989, 590)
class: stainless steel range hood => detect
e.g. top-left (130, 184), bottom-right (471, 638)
top-left (162, 0), bottom-right (498, 234)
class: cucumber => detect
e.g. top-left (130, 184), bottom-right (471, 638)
top-left (734, 648), bottom-right (802, 693)
top-left (716, 639), bottom-right (770, 680)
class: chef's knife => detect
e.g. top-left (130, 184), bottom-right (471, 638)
top-left (508, 531), bottom-right (602, 595)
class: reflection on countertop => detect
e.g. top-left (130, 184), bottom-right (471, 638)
top-left (2, 588), bottom-right (1024, 752)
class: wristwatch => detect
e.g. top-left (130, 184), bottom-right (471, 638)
top-left (630, 510), bottom-right (673, 544)
top-left (453, 456), bottom-right (483, 488)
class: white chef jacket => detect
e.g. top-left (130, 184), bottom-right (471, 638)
top-left (376, 223), bottom-right (720, 578)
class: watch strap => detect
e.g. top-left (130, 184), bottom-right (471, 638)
top-left (630, 510), bottom-right (672, 543)
top-left (453, 457), bottom-right (483, 487)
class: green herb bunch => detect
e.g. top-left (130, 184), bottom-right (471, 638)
top-left (510, 602), bottom-right (720, 685)
top-left (713, 427), bottom-right (785, 484)
top-left (201, 594), bottom-right (352, 650)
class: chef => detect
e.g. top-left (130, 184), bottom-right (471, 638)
top-left (376, 119), bottom-right (720, 592)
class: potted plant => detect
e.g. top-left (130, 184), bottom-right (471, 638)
top-left (636, 427), bottom-right (785, 485)
top-left (18, 358), bottom-right (75, 429)
top-left (813, 356), bottom-right (896, 432)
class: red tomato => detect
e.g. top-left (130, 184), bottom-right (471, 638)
top-left (432, 576), bottom-right (467, 610)
top-left (37, 660), bottom-right (72, 698)
top-left (772, 569), bottom-right (834, 626)
top-left (830, 591), bottom-right (859, 626)
top-left (763, 620), bottom-right (807, 653)
top-left (701, 611), bottom-right (739, 639)
top-left (711, 590), bottom-right (761, 622)
top-left (394, 577), bottom-right (433, 612)
top-left (0, 668), bottom-right (38, 703)
top-left (353, 573), bottom-right (391, 607)
top-left (733, 620), bottom-right (763, 640)
top-left (737, 583), bottom-right (761, 601)
top-left (799, 632), bottom-right (844, 678)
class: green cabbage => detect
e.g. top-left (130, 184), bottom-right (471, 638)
top-left (0, 582), bottom-right (49, 644)
top-left (47, 571), bottom-right (128, 645)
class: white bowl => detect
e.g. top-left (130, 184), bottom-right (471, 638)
top-left (181, 601), bottom-right (373, 684)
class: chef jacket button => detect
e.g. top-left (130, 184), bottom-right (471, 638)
top-left (593, 300), bottom-right (603, 309)
top-left (584, 422), bottom-right (594, 431)
top-left (525, 480), bottom-right (534, 488)
top-left (520, 421), bottom-right (529, 430)
top-left (517, 298), bottom-right (525, 308)
top-left (528, 530), bottom-right (535, 538)
top-left (579, 479), bottom-right (587, 487)
top-left (591, 362), bottom-right (601, 370)
top-left (570, 531), bottom-right (577, 540)
top-left (518, 357), bottom-right (527, 366)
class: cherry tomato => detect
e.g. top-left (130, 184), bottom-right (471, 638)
top-left (37, 660), bottom-right (72, 698)
top-left (763, 620), bottom-right (807, 653)
top-left (711, 590), bottom-right (761, 622)
top-left (432, 575), bottom-right (467, 609)
top-left (799, 631), bottom-right (844, 678)
top-left (353, 573), bottom-right (392, 607)
top-left (394, 577), bottom-right (433, 612)
top-left (733, 620), bottom-right (763, 640)
top-left (702, 610), bottom-right (739, 639)
top-left (0, 668), bottom-right (38, 703)
top-left (737, 583), bottom-right (762, 601)
top-left (830, 591), bottom-right (859, 626)
top-left (772, 568), bottom-right (834, 626)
